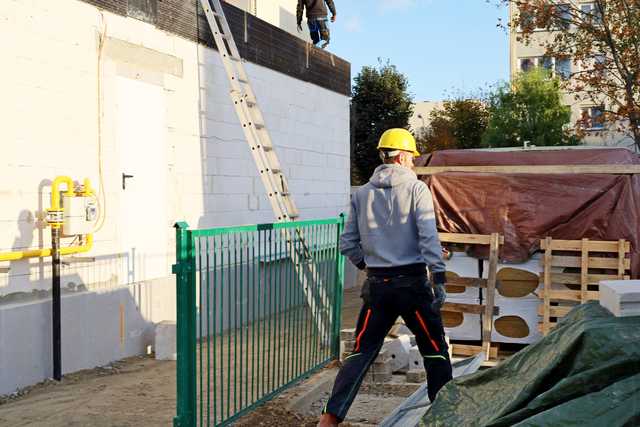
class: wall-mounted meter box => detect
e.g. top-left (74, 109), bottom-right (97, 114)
top-left (63, 196), bottom-right (97, 236)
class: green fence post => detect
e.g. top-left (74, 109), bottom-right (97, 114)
top-left (173, 222), bottom-right (197, 427)
top-left (331, 214), bottom-right (346, 359)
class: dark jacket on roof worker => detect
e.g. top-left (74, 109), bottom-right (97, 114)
top-left (297, 0), bottom-right (336, 49)
top-left (317, 129), bottom-right (453, 427)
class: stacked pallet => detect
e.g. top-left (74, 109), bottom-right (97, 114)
top-left (538, 237), bottom-right (631, 335)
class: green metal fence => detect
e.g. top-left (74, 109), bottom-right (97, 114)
top-left (172, 216), bottom-right (346, 426)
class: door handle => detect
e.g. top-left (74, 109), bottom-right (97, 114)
top-left (122, 173), bottom-right (134, 190)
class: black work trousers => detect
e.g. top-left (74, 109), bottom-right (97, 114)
top-left (324, 274), bottom-right (453, 422)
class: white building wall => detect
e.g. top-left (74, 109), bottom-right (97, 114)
top-left (226, 0), bottom-right (310, 41)
top-left (0, 0), bottom-right (349, 394)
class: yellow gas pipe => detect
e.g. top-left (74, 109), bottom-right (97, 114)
top-left (0, 177), bottom-right (95, 262)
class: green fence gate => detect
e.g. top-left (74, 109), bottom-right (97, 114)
top-left (172, 216), bottom-right (346, 426)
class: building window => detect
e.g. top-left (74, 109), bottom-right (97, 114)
top-left (555, 4), bottom-right (572, 29)
top-left (593, 54), bottom-right (607, 77)
top-left (520, 57), bottom-right (537, 72)
top-left (519, 57), bottom-right (571, 80)
top-left (581, 3), bottom-right (603, 25)
top-left (580, 106), bottom-right (605, 130)
top-left (555, 58), bottom-right (572, 80)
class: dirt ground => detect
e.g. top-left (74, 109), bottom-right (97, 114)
top-left (0, 287), bottom-right (364, 426)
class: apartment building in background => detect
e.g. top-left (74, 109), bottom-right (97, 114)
top-left (509, 1), bottom-right (636, 150)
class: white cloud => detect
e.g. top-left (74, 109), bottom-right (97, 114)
top-left (344, 15), bottom-right (363, 33)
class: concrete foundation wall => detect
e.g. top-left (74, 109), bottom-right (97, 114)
top-left (0, 0), bottom-right (349, 394)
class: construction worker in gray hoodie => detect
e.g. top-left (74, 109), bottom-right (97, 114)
top-left (297, 0), bottom-right (336, 48)
top-left (318, 128), bottom-right (453, 427)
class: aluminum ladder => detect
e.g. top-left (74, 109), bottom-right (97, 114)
top-left (199, 0), bottom-right (334, 344)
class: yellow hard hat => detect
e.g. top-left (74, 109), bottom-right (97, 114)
top-left (377, 128), bottom-right (420, 157)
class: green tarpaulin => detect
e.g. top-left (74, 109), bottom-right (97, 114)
top-left (423, 302), bottom-right (640, 426)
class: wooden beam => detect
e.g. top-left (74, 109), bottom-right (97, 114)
top-left (538, 289), bottom-right (599, 301)
top-left (451, 343), bottom-right (499, 359)
top-left (543, 237), bottom-right (552, 336)
top-left (550, 255), bottom-right (631, 270)
top-left (447, 277), bottom-right (488, 288)
top-left (416, 164), bottom-right (640, 175)
top-left (549, 272), bottom-right (631, 286)
top-left (538, 321), bottom-right (557, 333)
top-left (442, 302), bottom-right (499, 316)
top-left (618, 239), bottom-right (626, 278)
top-left (536, 304), bottom-right (574, 317)
top-left (482, 233), bottom-right (500, 359)
top-left (439, 233), bottom-right (505, 245)
top-left (581, 238), bottom-right (589, 303)
top-left (540, 239), bottom-right (630, 253)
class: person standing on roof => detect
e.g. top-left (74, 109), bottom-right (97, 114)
top-left (318, 129), bottom-right (453, 427)
top-left (297, 0), bottom-right (336, 49)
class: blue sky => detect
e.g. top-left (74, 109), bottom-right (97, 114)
top-left (327, 0), bottom-right (510, 101)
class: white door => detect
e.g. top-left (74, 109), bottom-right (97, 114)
top-left (115, 76), bottom-right (168, 285)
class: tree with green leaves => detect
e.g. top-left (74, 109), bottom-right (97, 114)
top-left (501, 0), bottom-right (640, 151)
top-left (351, 60), bottom-right (413, 184)
top-left (416, 98), bottom-right (490, 152)
top-left (482, 68), bottom-right (580, 147)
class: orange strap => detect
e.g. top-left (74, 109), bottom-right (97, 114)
top-left (354, 309), bottom-right (372, 352)
top-left (415, 310), bottom-right (440, 353)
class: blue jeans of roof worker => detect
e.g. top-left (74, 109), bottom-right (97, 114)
top-left (308, 18), bottom-right (330, 47)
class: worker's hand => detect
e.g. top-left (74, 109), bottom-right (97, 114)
top-left (297, 23), bottom-right (303, 32)
top-left (331, 14), bottom-right (336, 23)
top-left (432, 283), bottom-right (446, 311)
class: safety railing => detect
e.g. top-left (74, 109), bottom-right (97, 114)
top-left (173, 216), bottom-right (346, 426)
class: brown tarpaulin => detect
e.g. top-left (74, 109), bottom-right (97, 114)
top-left (419, 148), bottom-right (640, 278)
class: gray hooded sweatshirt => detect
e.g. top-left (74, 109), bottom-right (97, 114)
top-left (340, 164), bottom-right (445, 274)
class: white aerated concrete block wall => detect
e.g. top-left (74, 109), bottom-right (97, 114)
top-left (484, 254), bottom-right (543, 303)
top-left (0, 0), bottom-right (349, 395)
top-left (445, 254), bottom-right (481, 300)
top-left (490, 299), bottom-right (542, 344)
top-left (600, 280), bottom-right (640, 317)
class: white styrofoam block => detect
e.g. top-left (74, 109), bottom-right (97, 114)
top-left (155, 321), bottom-right (177, 360)
top-left (443, 297), bottom-right (481, 341)
top-left (445, 254), bottom-right (481, 300)
top-left (599, 280), bottom-right (640, 317)
top-left (409, 345), bottom-right (423, 370)
top-left (484, 254), bottom-right (542, 303)
top-left (382, 337), bottom-right (410, 373)
top-left (491, 299), bottom-right (542, 344)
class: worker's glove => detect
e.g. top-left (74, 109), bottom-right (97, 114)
top-left (297, 23), bottom-right (303, 32)
top-left (331, 15), bottom-right (337, 23)
top-left (432, 283), bottom-right (447, 311)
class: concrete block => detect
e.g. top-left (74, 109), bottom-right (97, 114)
top-left (340, 328), bottom-right (356, 341)
top-left (364, 369), bottom-right (392, 384)
top-left (484, 254), bottom-right (543, 303)
top-left (445, 254), bottom-right (481, 299)
top-left (491, 299), bottom-right (542, 344)
top-left (600, 280), bottom-right (640, 317)
top-left (409, 345), bottom-right (423, 371)
top-left (155, 321), bottom-right (177, 361)
top-left (443, 296), bottom-right (482, 341)
top-left (389, 323), bottom-right (412, 338)
top-left (406, 369), bottom-right (426, 383)
top-left (382, 336), bottom-right (410, 373)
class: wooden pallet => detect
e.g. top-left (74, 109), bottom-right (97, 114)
top-left (538, 237), bottom-right (631, 335)
top-left (439, 232), bottom-right (503, 360)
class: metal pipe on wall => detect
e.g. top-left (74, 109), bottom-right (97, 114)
top-left (51, 227), bottom-right (62, 381)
